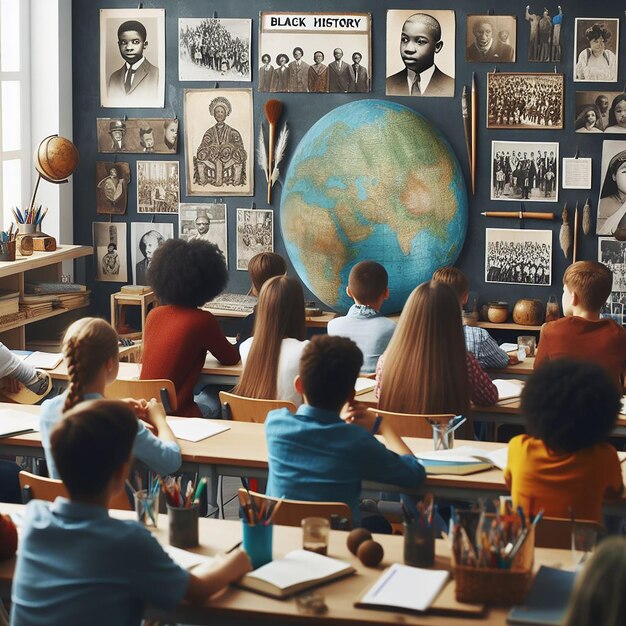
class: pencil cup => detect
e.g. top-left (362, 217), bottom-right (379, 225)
top-left (404, 522), bottom-right (435, 568)
top-left (242, 520), bottom-right (273, 569)
top-left (20, 224), bottom-right (42, 236)
top-left (135, 489), bottom-right (159, 529)
top-left (430, 421), bottom-right (454, 450)
top-left (168, 504), bottom-right (199, 549)
top-left (0, 241), bottom-right (16, 262)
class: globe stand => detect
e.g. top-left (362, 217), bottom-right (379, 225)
top-left (27, 171), bottom-right (70, 238)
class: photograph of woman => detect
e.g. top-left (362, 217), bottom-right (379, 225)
top-left (605, 94), bottom-right (626, 134)
top-left (574, 20), bottom-right (618, 82)
top-left (575, 105), bottom-right (602, 133)
top-left (597, 144), bottom-right (626, 239)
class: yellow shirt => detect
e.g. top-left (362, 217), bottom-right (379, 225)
top-left (504, 435), bottom-right (623, 522)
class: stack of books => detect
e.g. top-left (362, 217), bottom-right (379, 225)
top-left (0, 289), bottom-right (19, 317)
top-left (20, 282), bottom-right (89, 317)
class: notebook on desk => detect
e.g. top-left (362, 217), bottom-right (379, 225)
top-left (0, 410), bottom-right (40, 438)
top-left (493, 379), bottom-right (525, 401)
top-left (165, 418), bottom-right (230, 443)
top-left (416, 445), bottom-right (508, 475)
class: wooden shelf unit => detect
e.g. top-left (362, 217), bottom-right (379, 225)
top-left (474, 321), bottom-right (543, 332)
top-left (0, 245), bottom-right (92, 349)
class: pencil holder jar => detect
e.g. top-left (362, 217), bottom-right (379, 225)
top-left (0, 241), bottom-right (16, 262)
top-left (404, 522), bottom-right (435, 567)
top-left (168, 504), bottom-right (199, 548)
top-left (134, 489), bottom-right (159, 529)
top-left (242, 520), bottom-right (273, 569)
top-left (20, 224), bottom-right (42, 236)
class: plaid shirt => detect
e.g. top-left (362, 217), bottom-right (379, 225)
top-left (463, 325), bottom-right (510, 370)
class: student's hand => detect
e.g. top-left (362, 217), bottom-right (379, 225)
top-left (144, 399), bottom-right (168, 428)
top-left (1, 377), bottom-right (21, 394)
top-left (123, 398), bottom-right (148, 420)
top-left (340, 402), bottom-right (378, 431)
top-left (507, 352), bottom-right (520, 365)
top-left (223, 549), bottom-right (253, 580)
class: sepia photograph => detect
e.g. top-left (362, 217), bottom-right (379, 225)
top-left (184, 89), bottom-right (253, 196)
top-left (179, 18), bottom-right (251, 82)
top-left (601, 291), bottom-right (626, 325)
top-left (575, 91), bottom-right (626, 133)
top-left (130, 222), bottom-right (173, 286)
top-left (93, 222), bottom-right (127, 283)
top-left (574, 18), bottom-right (619, 83)
top-left (259, 12), bottom-right (371, 94)
top-left (386, 9), bottom-right (455, 97)
top-left (179, 203), bottom-right (228, 266)
top-left (236, 208), bottom-right (273, 270)
top-left (597, 141), bottom-right (626, 236)
top-left (137, 161), bottom-right (179, 214)
top-left (97, 118), bottom-right (178, 153)
top-left (466, 15), bottom-right (516, 63)
top-left (491, 141), bottom-right (559, 202)
top-left (525, 6), bottom-right (563, 62)
top-left (487, 73), bottom-right (563, 129)
top-left (598, 237), bottom-right (626, 292)
top-left (100, 8), bottom-right (165, 108)
top-left (96, 161), bottom-right (130, 215)
top-left (485, 228), bottom-right (552, 286)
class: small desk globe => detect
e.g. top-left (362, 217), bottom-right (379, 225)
top-left (35, 135), bottom-right (79, 182)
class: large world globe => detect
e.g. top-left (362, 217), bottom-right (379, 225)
top-left (280, 99), bottom-right (468, 314)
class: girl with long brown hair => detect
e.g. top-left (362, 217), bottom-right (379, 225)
top-left (39, 317), bottom-right (181, 479)
top-left (375, 281), bottom-right (497, 437)
top-left (234, 275), bottom-right (307, 406)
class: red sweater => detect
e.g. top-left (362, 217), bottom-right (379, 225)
top-left (141, 305), bottom-right (240, 416)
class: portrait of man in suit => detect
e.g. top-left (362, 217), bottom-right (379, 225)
top-left (466, 16), bottom-right (516, 63)
top-left (386, 12), bottom-right (454, 98)
top-left (348, 52), bottom-right (369, 93)
top-left (328, 48), bottom-right (351, 93)
top-left (287, 47), bottom-right (310, 92)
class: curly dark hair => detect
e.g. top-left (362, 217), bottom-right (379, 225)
top-left (521, 359), bottom-right (621, 453)
top-left (147, 238), bottom-right (228, 308)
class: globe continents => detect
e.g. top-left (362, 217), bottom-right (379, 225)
top-left (35, 135), bottom-right (79, 182)
top-left (280, 99), bottom-right (468, 314)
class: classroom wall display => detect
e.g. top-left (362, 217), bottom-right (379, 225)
top-left (486, 73), bottom-right (563, 129)
top-left (179, 203), bottom-right (228, 266)
top-left (258, 12), bottom-right (371, 93)
top-left (573, 18), bottom-right (619, 83)
top-left (99, 8), bottom-right (165, 108)
top-left (525, 6), bottom-right (563, 62)
top-left (386, 10), bottom-right (455, 97)
top-left (598, 237), bottom-right (626, 324)
top-left (465, 15), bottom-right (516, 62)
top-left (597, 141), bottom-right (626, 236)
top-left (485, 228), bottom-right (552, 285)
top-left (136, 161), bottom-right (179, 214)
top-left (95, 161), bottom-right (129, 215)
top-left (491, 141), bottom-right (559, 202)
top-left (184, 89), bottom-right (253, 196)
top-left (574, 92), bottom-right (626, 134)
top-left (236, 208), bottom-right (273, 270)
top-left (96, 118), bottom-right (179, 153)
top-left (562, 157), bottom-right (592, 190)
top-left (179, 18), bottom-right (251, 82)
top-left (130, 222), bottom-right (174, 286)
top-left (93, 222), bottom-right (128, 282)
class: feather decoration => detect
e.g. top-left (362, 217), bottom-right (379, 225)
top-left (582, 197), bottom-right (591, 235)
top-left (257, 126), bottom-right (269, 182)
top-left (559, 204), bottom-right (571, 259)
top-left (270, 124), bottom-right (289, 188)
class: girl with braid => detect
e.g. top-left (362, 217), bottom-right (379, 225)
top-left (39, 317), bottom-right (181, 479)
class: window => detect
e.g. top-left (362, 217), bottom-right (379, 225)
top-left (0, 0), bottom-right (30, 227)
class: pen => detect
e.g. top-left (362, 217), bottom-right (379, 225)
top-left (226, 540), bottom-right (243, 554)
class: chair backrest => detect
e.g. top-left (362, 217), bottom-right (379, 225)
top-left (19, 471), bottom-right (132, 510)
top-left (219, 391), bottom-right (296, 423)
top-left (367, 407), bottom-right (456, 438)
top-left (105, 379), bottom-right (177, 413)
top-left (534, 516), bottom-right (604, 550)
top-left (238, 488), bottom-right (352, 528)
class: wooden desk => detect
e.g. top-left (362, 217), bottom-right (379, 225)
top-left (0, 502), bottom-right (576, 625)
top-left (205, 306), bottom-right (337, 329)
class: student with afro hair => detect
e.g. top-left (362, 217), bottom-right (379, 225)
top-left (140, 239), bottom-right (240, 416)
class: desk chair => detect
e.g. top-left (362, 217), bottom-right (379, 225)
top-left (534, 516), bottom-right (604, 550)
top-left (105, 378), bottom-right (177, 413)
top-left (19, 471), bottom-right (132, 510)
top-left (238, 488), bottom-right (352, 528)
top-left (219, 391), bottom-right (296, 423)
top-left (366, 407), bottom-right (456, 438)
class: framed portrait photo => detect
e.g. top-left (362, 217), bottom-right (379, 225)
top-left (96, 161), bottom-right (130, 215)
top-left (236, 208), bottom-right (274, 270)
top-left (466, 15), bottom-right (516, 63)
top-left (93, 222), bottom-right (128, 283)
top-left (574, 91), bottom-right (626, 134)
top-left (179, 203), bottom-right (228, 267)
top-left (97, 118), bottom-right (179, 153)
top-left (596, 140), bottom-right (626, 236)
top-left (130, 222), bottom-right (174, 286)
top-left (100, 8), bottom-right (165, 108)
top-left (574, 18), bottom-right (619, 83)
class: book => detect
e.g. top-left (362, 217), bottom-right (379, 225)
top-left (20, 351), bottom-right (63, 370)
top-left (493, 379), bottom-right (525, 401)
top-left (24, 282), bottom-right (86, 295)
top-left (166, 418), bottom-right (230, 442)
top-left (416, 445), bottom-right (508, 475)
top-left (0, 410), bottom-right (40, 438)
top-left (0, 290), bottom-right (19, 316)
top-left (507, 566), bottom-right (577, 625)
top-left (500, 342), bottom-right (519, 353)
top-left (205, 292), bottom-right (257, 313)
top-left (120, 285), bottom-right (153, 295)
top-left (354, 377), bottom-right (376, 395)
top-left (163, 545), bottom-right (215, 570)
top-left (237, 549), bottom-right (355, 598)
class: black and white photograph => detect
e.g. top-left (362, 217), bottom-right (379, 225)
top-left (487, 73), bottom-right (564, 129)
top-left (99, 8), bottom-right (165, 108)
top-left (601, 292), bottom-right (626, 326)
top-left (96, 161), bottom-right (130, 215)
top-left (466, 15), bottom-right (516, 63)
top-left (93, 222), bottom-right (127, 283)
top-left (574, 18), bottom-right (619, 83)
top-left (97, 118), bottom-right (178, 153)
top-left (597, 141), bottom-right (626, 236)
top-left (386, 9), bottom-right (455, 97)
top-left (179, 203), bottom-right (228, 266)
top-left (259, 12), bottom-right (371, 93)
top-left (130, 222), bottom-right (173, 286)
top-left (525, 6), bottom-right (563, 62)
top-left (575, 92), bottom-right (626, 133)
top-left (179, 18), bottom-right (251, 82)
top-left (485, 228), bottom-right (552, 286)
top-left (236, 208), bottom-right (273, 270)
top-left (491, 141), bottom-right (559, 202)
top-left (598, 238), bottom-right (626, 292)
top-left (184, 89), bottom-right (253, 196)
top-left (137, 161), bottom-right (179, 214)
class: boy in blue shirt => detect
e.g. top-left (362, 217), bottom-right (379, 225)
top-left (11, 399), bottom-right (251, 626)
top-left (265, 335), bottom-right (425, 526)
top-left (327, 261), bottom-right (396, 373)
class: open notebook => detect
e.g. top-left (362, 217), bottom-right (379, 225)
top-left (493, 379), bottom-right (525, 401)
top-left (416, 445), bottom-right (508, 475)
top-left (165, 418), bottom-right (230, 442)
top-left (0, 410), bottom-right (40, 438)
top-left (354, 377), bottom-right (376, 396)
